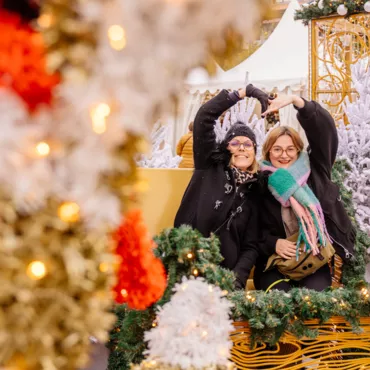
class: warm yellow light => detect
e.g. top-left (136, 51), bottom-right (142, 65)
top-left (193, 268), bottom-right (199, 276)
top-left (37, 13), bottom-right (54, 28)
top-left (95, 103), bottom-right (111, 117)
top-left (181, 284), bottom-right (187, 291)
top-left (221, 290), bottom-right (229, 296)
top-left (305, 295), bottom-right (310, 301)
top-left (108, 25), bottom-right (127, 50)
top-left (110, 38), bottom-right (127, 51)
top-left (208, 286), bottom-right (213, 293)
top-left (187, 253), bottom-right (193, 259)
top-left (99, 263), bottom-right (109, 272)
top-left (92, 115), bottom-right (107, 134)
top-left (108, 25), bottom-right (125, 41)
top-left (152, 321), bottom-right (157, 327)
top-left (202, 330), bottom-right (208, 337)
top-left (121, 289), bottom-right (128, 298)
top-left (91, 103), bottom-right (111, 134)
top-left (36, 141), bottom-right (50, 157)
top-left (58, 202), bottom-right (80, 223)
top-left (27, 261), bottom-right (47, 280)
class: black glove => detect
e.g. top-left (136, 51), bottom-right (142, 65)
top-left (234, 278), bottom-right (245, 291)
top-left (245, 84), bottom-right (269, 114)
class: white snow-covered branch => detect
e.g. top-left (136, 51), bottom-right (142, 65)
top-left (144, 277), bottom-right (234, 369)
top-left (137, 122), bottom-right (182, 168)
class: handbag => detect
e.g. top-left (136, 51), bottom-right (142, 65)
top-left (264, 232), bottom-right (335, 281)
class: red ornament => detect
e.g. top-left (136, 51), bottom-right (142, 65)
top-left (0, 9), bottom-right (60, 112)
top-left (113, 209), bottom-right (167, 310)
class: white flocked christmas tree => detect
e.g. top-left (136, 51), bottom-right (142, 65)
top-left (337, 59), bottom-right (370, 235)
top-left (137, 121), bottom-right (182, 168)
top-left (139, 277), bottom-right (235, 370)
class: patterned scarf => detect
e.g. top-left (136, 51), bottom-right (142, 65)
top-left (231, 167), bottom-right (255, 186)
top-left (260, 153), bottom-right (330, 257)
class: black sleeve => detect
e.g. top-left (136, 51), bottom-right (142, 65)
top-left (295, 100), bottom-right (338, 177)
top-left (233, 199), bottom-right (260, 287)
top-left (193, 90), bottom-right (241, 170)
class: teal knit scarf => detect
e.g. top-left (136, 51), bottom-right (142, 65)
top-left (260, 152), bottom-right (330, 256)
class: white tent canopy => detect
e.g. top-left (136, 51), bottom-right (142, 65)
top-left (186, 0), bottom-right (308, 93)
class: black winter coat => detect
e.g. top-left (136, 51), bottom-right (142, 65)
top-left (174, 90), bottom-right (261, 286)
top-left (256, 100), bottom-right (356, 276)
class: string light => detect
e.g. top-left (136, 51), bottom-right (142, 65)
top-left (361, 287), bottom-right (369, 299)
top-left (35, 141), bottom-right (50, 157)
top-left (304, 295), bottom-right (310, 301)
top-left (90, 102), bottom-right (111, 134)
top-left (27, 261), bottom-right (47, 280)
top-left (37, 13), bottom-right (54, 28)
top-left (201, 330), bottom-right (208, 337)
top-left (181, 283), bottom-right (188, 291)
top-left (152, 321), bottom-right (157, 327)
top-left (187, 252), bottom-right (193, 259)
top-left (208, 286), bottom-right (213, 293)
top-left (192, 268), bottom-right (199, 276)
top-left (221, 290), bottom-right (229, 296)
top-left (58, 202), bottom-right (80, 223)
top-left (99, 263), bottom-right (109, 272)
top-left (108, 25), bottom-right (127, 50)
top-left (121, 289), bottom-right (128, 298)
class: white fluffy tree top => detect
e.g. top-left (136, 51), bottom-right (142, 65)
top-left (144, 277), bottom-right (234, 369)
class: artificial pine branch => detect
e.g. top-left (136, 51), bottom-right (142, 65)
top-left (295, 0), bottom-right (366, 26)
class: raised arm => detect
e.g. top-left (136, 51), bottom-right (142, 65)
top-left (295, 99), bottom-right (338, 177)
top-left (193, 85), bottom-right (269, 170)
top-left (263, 95), bottom-right (338, 177)
top-left (193, 90), bottom-right (241, 169)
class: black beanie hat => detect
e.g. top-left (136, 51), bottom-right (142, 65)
top-left (223, 121), bottom-right (257, 148)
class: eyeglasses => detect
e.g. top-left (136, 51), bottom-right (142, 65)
top-left (228, 140), bottom-right (255, 151)
top-left (270, 146), bottom-right (298, 157)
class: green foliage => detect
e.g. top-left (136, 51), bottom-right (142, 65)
top-left (107, 160), bottom-right (370, 367)
top-left (295, 0), bottom-right (366, 26)
top-left (229, 287), bottom-right (370, 346)
top-left (107, 226), bottom-right (236, 370)
top-left (332, 159), bottom-right (369, 287)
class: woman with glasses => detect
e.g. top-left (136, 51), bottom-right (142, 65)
top-left (253, 95), bottom-right (356, 291)
top-left (175, 85), bottom-right (269, 290)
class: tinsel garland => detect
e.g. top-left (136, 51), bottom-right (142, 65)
top-left (0, 9), bottom-right (59, 111)
top-left (113, 209), bottom-right (167, 310)
top-left (295, 0), bottom-right (368, 25)
top-left (39, 0), bottom-right (98, 80)
top-left (0, 194), bottom-right (116, 370)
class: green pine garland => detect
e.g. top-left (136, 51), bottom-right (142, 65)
top-left (108, 160), bottom-right (370, 367)
top-left (295, 1), bottom-right (367, 26)
top-left (107, 226), bottom-right (235, 370)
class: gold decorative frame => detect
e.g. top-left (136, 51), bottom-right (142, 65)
top-left (231, 317), bottom-right (370, 369)
top-left (310, 13), bottom-right (370, 121)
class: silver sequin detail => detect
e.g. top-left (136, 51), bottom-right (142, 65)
top-left (214, 200), bottom-right (223, 210)
top-left (225, 171), bottom-right (230, 181)
top-left (224, 184), bottom-right (233, 194)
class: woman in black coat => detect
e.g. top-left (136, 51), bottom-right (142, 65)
top-left (254, 95), bottom-right (356, 292)
top-left (175, 85), bottom-right (268, 290)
